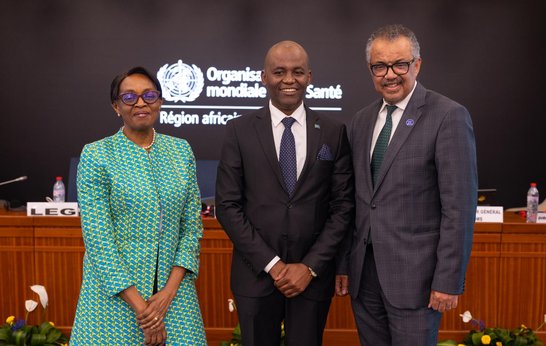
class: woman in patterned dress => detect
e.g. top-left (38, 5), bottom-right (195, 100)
top-left (70, 67), bottom-right (207, 345)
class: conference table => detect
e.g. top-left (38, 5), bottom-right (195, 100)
top-left (1, 209), bottom-right (544, 345)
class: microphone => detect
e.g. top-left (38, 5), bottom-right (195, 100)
top-left (0, 176), bottom-right (28, 186)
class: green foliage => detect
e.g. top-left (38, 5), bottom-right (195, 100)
top-left (439, 310), bottom-right (545, 346)
top-left (1, 285), bottom-right (67, 346)
top-left (220, 322), bottom-right (285, 346)
top-left (443, 325), bottom-right (544, 346)
top-left (220, 322), bottom-right (242, 346)
top-left (0, 321), bottom-right (67, 346)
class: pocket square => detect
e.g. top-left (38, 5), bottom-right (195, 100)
top-left (317, 144), bottom-right (334, 161)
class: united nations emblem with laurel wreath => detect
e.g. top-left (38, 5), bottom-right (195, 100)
top-left (157, 60), bottom-right (204, 103)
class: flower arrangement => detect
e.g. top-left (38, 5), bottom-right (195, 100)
top-left (220, 299), bottom-right (285, 346)
top-left (438, 311), bottom-right (545, 346)
top-left (0, 285), bottom-right (68, 346)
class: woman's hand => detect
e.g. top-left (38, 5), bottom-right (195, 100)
top-left (138, 266), bottom-right (187, 330)
top-left (137, 289), bottom-right (176, 330)
top-left (143, 321), bottom-right (167, 346)
top-left (119, 286), bottom-right (166, 344)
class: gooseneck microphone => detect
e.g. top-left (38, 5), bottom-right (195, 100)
top-left (0, 176), bottom-right (28, 186)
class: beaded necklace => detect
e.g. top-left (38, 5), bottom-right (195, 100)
top-left (122, 127), bottom-right (156, 150)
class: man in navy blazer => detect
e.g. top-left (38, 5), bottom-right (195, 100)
top-left (216, 41), bottom-right (354, 346)
top-left (336, 25), bottom-right (478, 345)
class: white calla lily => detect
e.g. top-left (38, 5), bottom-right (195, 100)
top-left (459, 310), bottom-right (473, 323)
top-left (30, 285), bottom-right (48, 309)
top-left (228, 299), bottom-right (235, 312)
top-left (25, 299), bottom-right (38, 312)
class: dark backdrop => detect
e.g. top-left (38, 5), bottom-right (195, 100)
top-left (1, 0), bottom-right (544, 208)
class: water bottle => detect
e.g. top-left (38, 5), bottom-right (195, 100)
top-left (526, 182), bottom-right (539, 223)
top-left (53, 176), bottom-right (66, 202)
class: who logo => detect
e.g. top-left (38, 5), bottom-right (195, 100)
top-left (157, 60), bottom-right (204, 103)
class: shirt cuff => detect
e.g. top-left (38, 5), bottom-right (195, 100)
top-left (264, 256), bottom-right (281, 273)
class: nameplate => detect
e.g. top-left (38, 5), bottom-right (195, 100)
top-left (27, 202), bottom-right (79, 217)
top-left (537, 212), bottom-right (546, 224)
top-left (475, 206), bottom-right (503, 223)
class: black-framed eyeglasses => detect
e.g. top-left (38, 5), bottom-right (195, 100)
top-left (369, 58), bottom-right (415, 77)
top-left (118, 90), bottom-right (161, 105)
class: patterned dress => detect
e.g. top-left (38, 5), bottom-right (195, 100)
top-left (70, 130), bottom-right (207, 345)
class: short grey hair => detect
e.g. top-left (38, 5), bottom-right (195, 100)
top-left (365, 24), bottom-right (420, 63)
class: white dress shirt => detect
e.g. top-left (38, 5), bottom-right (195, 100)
top-left (264, 100), bottom-right (308, 273)
top-left (270, 100), bottom-right (307, 178)
top-left (370, 81), bottom-right (417, 158)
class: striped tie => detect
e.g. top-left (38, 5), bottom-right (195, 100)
top-left (371, 105), bottom-right (397, 187)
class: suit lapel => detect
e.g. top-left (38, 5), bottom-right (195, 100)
top-left (364, 102), bottom-right (382, 194)
top-left (373, 83), bottom-right (426, 193)
top-left (253, 108), bottom-right (286, 191)
top-left (296, 107), bottom-right (321, 193)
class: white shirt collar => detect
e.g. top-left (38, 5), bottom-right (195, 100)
top-left (380, 81), bottom-right (418, 113)
top-left (269, 100), bottom-right (306, 127)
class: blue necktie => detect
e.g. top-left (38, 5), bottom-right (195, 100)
top-left (279, 117), bottom-right (297, 197)
top-left (371, 105), bottom-right (397, 187)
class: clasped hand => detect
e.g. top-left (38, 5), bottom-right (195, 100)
top-left (136, 289), bottom-right (177, 346)
top-left (270, 261), bottom-right (312, 298)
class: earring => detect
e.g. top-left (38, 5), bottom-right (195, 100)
top-left (117, 113), bottom-right (121, 117)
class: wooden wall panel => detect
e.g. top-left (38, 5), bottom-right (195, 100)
top-left (499, 233), bottom-right (546, 329)
top-left (1, 212), bottom-right (544, 345)
top-left (0, 216), bottom-right (35, 324)
top-left (440, 233), bottom-right (502, 331)
top-left (326, 295), bottom-right (356, 329)
top-left (196, 230), bottom-right (237, 329)
top-left (33, 224), bottom-right (84, 329)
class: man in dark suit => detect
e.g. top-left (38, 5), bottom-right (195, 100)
top-left (216, 40), bottom-right (354, 346)
top-left (336, 25), bottom-right (478, 345)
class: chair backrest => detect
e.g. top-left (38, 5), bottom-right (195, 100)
top-left (66, 157), bottom-right (219, 204)
top-left (67, 157), bottom-right (79, 202)
top-left (196, 160), bottom-right (218, 204)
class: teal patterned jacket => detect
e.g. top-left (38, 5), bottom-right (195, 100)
top-left (70, 130), bottom-right (206, 345)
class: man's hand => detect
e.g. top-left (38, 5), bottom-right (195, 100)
top-left (335, 275), bottom-right (349, 296)
top-left (269, 260), bottom-right (287, 281)
top-left (428, 290), bottom-right (458, 312)
top-left (274, 263), bottom-right (312, 298)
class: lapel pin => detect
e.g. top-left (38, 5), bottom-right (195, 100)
top-left (405, 119), bottom-right (415, 126)
top-left (314, 123), bottom-right (320, 129)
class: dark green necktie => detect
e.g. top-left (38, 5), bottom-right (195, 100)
top-left (371, 105), bottom-right (397, 187)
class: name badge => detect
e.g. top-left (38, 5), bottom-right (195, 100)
top-left (475, 206), bottom-right (503, 223)
top-left (27, 202), bottom-right (79, 217)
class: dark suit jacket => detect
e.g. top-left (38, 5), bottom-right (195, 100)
top-left (342, 82), bottom-right (477, 309)
top-left (216, 105), bottom-right (354, 301)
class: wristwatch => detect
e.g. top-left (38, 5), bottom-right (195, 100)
top-left (308, 266), bottom-right (318, 278)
